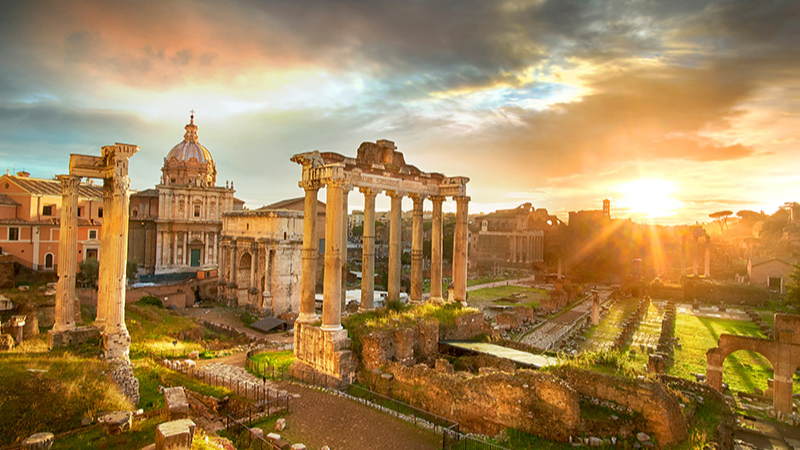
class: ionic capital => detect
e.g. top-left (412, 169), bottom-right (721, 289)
top-left (359, 187), bottom-right (379, 199)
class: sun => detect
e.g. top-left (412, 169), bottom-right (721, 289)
top-left (616, 179), bottom-right (682, 219)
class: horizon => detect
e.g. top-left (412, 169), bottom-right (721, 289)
top-left (0, 0), bottom-right (797, 226)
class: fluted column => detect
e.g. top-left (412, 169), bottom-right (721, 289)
top-left (228, 240), bottom-right (237, 288)
top-left (322, 179), bottom-right (345, 331)
top-left (95, 177), bottom-right (115, 329)
top-left (341, 186), bottom-right (351, 311)
top-left (410, 194), bottom-right (425, 304)
top-left (172, 232), bottom-right (178, 266)
top-left (220, 242), bottom-right (228, 283)
top-left (359, 188), bottom-right (377, 311)
top-left (429, 196), bottom-right (444, 302)
top-left (298, 181), bottom-right (321, 323)
top-left (183, 232), bottom-right (189, 266)
top-left (387, 191), bottom-right (403, 303)
top-left (452, 196), bottom-right (470, 304)
top-left (52, 175), bottom-right (80, 334)
top-left (101, 144), bottom-right (138, 361)
top-left (249, 245), bottom-right (256, 290)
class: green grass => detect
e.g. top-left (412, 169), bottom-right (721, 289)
top-left (0, 347), bottom-right (132, 446)
top-left (667, 313), bottom-right (800, 394)
top-left (467, 271), bottom-right (528, 287)
top-left (248, 350), bottom-right (295, 379)
top-left (467, 285), bottom-right (546, 309)
top-left (52, 415), bottom-right (163, 450)
top-left (580, 299), bottom-right (639, 350)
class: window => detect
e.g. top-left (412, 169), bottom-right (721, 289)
top-left (98, 208), bottom-right (103, 218)
top-left (43, 205), bottom-right (53, 216)
top-left (132, 208), bottom-right (139, 217)
top-left (8, 227), bottom-right (19, 241)
top-left (89, 229), bottom-right (98, 240)
top-left (194, 205), bottom-right (201, 217)
top-left (77, 207), bottom-right (83, 217)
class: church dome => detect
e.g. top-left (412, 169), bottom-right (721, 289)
top-left (161, 113), bottom-right (217, 187)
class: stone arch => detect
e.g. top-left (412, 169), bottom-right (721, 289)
top-left (707, 335), bottom-right (779, 389)
top-left (238, 251), bottom-right (252, 287)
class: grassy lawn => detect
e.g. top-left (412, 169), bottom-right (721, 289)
top-left (248, 350), bottom-right (295, 379)
top-left (0, 338), bottom-right (132, 446)
top-left (668, 313), bottom-right (800, 394)
top-left (580, 299), bottom-right (638, 352)
top-left (52, 415), bottom-right (162, 450)
top-left (467, 285), bottom-right (546, 309)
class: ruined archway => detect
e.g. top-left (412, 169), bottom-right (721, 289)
top-left (238, 252), bottom-right (252, 288)
top-left (721, 348), bottom-right (776, 396)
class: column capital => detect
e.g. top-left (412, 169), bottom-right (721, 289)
top-left (409, 193), bottom-right (427, 205)
top-left (57, 174), bottom-right (82, 189)
top-left (359, 186), bottom-right (380, 198)
top-left (429, 195), bottom-right (446, 203)
top-left (386, 190), bottom-right (405, 199)
top-left (454, 195), bottom-right (471, 203)
top-left (299, 179), bottom-right (323, 191)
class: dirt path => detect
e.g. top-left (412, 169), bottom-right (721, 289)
top-left (466, 276), bottom-right (536, 292)
top-left (275, 383), bottom-right (442, 450)
top-left (180, 307), bottom-right (294, 345)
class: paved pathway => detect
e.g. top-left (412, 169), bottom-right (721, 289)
top-left (520, 288), bottom-right (612, 350)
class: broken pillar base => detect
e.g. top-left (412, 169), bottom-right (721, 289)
top-left (47, 326), bottom-right (101, 349)
top-left (103, 329), bottom-right (131, 360)
top-left (164, 387), bottom-right (190, 421)
top-left (22, 432), bottom-right (54, 450)
top-left (291, 322), bottom-right (356, 389)
top-left (155, 419), bottom-right (196, 450)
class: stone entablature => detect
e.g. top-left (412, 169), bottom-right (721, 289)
top-left (290, 139), bottom-right (470, 384)
top-left (217, 210), bottom-right (303, 315)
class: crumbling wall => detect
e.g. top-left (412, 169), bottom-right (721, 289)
top-left (440, 312), bottom-right (490, 340)
top-left (361, 320), bottom-right (438, 370)
top-left (364, 362), bottom-right (580, 441)
top-left (556, 368), bottom-right (688, 446)
top-left (0, 254), bottom-right (13, 289)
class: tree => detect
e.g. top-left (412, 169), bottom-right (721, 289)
top-left (77, 258), bottom-right (99, 287)
top-left (787, 263), bottom-right (800, 306)
top-left (709, 210), bottom-right (733, 234)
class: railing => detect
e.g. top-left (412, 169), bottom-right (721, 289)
top-left (225, 415), bottom-right (281, 450)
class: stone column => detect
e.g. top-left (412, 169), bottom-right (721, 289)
top-left (249, 245), bottom-right (256, 290)
top-left (692, 236), bottom-right (699, 276)
top-left (429, 196), bottom-right (444, 302)
top-left (360, 188), bottom-right (377, 311)
top-left (511, 235), bottom-right (517, 263)
top-left (591, 290), bottom-right (600, 326)
top-left (172, 232), bottom-right (178, 266)
top-left (101, 144), bottom-right (138, 361)
top-left (95, 177), bottom-right (115, 329)
top-left (704, 236), bottom-right (711, 278)
top-left (322, 179), bottom-right (344, 331)
top-left (387, 191), bottom-right (403, 303)
top-left (297, 182), bottom-right (321, 323)
top-left (452, 196), bottom-right (470, 304)
top-left (183, 232), bottom-right (189, 266)
top-left (52, 175), bottom-right (81, 334)
top-left (262, 243), bottom-right (272, 302)
top-left (410, 194), bottom-right (425, 304)
top-left (155, 231), bottom-right (163, 270)
top-left (219, 242), bottom-right (227, 283)
top-left (680, 234), bottom-right (686, 276)
top-left (341, 186), bottom-right (351, 311)
top-left (228, 241), bottom-right (237, 288)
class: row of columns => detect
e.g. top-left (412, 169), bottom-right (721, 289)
top-left (680, 234), bottom-right (711, 277)
top-left (159, 191), bottom-right (223, 222)
top-left (51, 144), bottom-right (137, 360)
top-left (509, 234), bottom-right (543, 263)
top-left (156, 230), bottom-right (217, 267)
top-left (296, 178), bottom-right (469, 332)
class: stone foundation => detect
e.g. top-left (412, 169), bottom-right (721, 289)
top-left (104, 330), bottom-right (132, 360)
top-left (47, 326), bottom-right (101, 349)
top-left (155, 419), bottom-right (196, 450)
top-left (361, 320), bottom-right (438, 371)
top-left (440, 312), bottom-right (490, 340)
top-left (364, 362), bottom-right (580, 441)
top-left (109, 358), bottom-right (140, 405)
top-left (292, 322), bottom-right (355, 386)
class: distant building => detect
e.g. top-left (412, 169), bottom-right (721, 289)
top-left (470, 203), bottom-right (563, 269)
top-left (748, 257), bottom-right (797, 294)
top-left (127, 114), bottom-right (243, 275)
top-left (0, 172), bottom-right (104, 270)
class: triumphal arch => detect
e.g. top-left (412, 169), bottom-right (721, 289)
top-left (290, 139), bottom-right (469, 384)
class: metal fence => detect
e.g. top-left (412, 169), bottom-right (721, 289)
top-left (225, 415), bottom-right (281, 450)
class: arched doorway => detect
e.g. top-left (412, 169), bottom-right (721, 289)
top-left (44, 253), bottom-right (54, 270)
top-left (238, 252), bottom-right (252, 288)
top-left (722, 349), bottom-right (775, 395)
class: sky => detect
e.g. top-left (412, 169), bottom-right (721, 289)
top-left (0, 0), bottom-right (797, 224)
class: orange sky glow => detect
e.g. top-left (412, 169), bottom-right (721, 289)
top-left (0, 0), bottom-right (797, 225)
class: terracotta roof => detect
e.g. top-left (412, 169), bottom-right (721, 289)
top-left (258, 197), bottom-right (326, 211)
top-left (0, 194), bottom-right (18, 206)
top-left (4, 175), bottom-right (103, 199)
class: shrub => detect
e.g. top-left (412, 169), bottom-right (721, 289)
top-left (137, 295), bottom-right (163, 308)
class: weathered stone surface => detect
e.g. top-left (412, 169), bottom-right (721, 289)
top-left (365, 362), bottom-right (580, 441)
top-left (0, 333), bottom-right (14, 351)
top-left (555, 368), bottom-right (688, 446)
top-left (441, 312), bottom-right (489, 340)
top-left (250, 428), bottom-right (264, 440)
top-left (164, 387), bottom-right (190, 420)
top-left (275, 418), bottom-right (286, 431)
top-left (22, 432), bottom-right (54, 450)
top-left (290, 444), bottom-right (306, 450)
top-left (47, 326), bottom-right (100, 349)
top-left (188, 350), bottom-right (200, 360)
top-left (99, 411), bottom-right (133, 435)
top-left (292, 323), bottom-right (355, 386)
top-left (637, 432), bottom-right (651, 442)
top-left (496, 312), bottom-right (524, 331)
top-left (109, 359), bottom-right (140, 405)
top-left (155, 419), bottom-right (196, 450)
top-left (435, 358), bottom-right (454, 374)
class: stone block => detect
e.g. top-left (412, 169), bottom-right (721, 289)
top-left (0, 333), bottom-right (14, 351)
top-left (99, 411), bottom-right (133, 434)
top-left (290, 445), bottom-right (306, 450)
top-left (155, 419), bottom-right (196, 450)
top-left (266, 433), bottom-right (281, 442)
top-left (188, 350), bottom-right (200, 360)
top-left (164, 387), bottom-right (190, 420)
top-left (250, 428), bottom-right (264, 440)
top-left (275, 418), bottom-right (286, 431)
top-left (22, 432), bottom-right (54, 450)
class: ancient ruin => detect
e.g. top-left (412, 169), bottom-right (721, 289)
top-left (290, 139), bottom-right (470, 383)
top-left (707, 313), bottom-right (800, 414)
